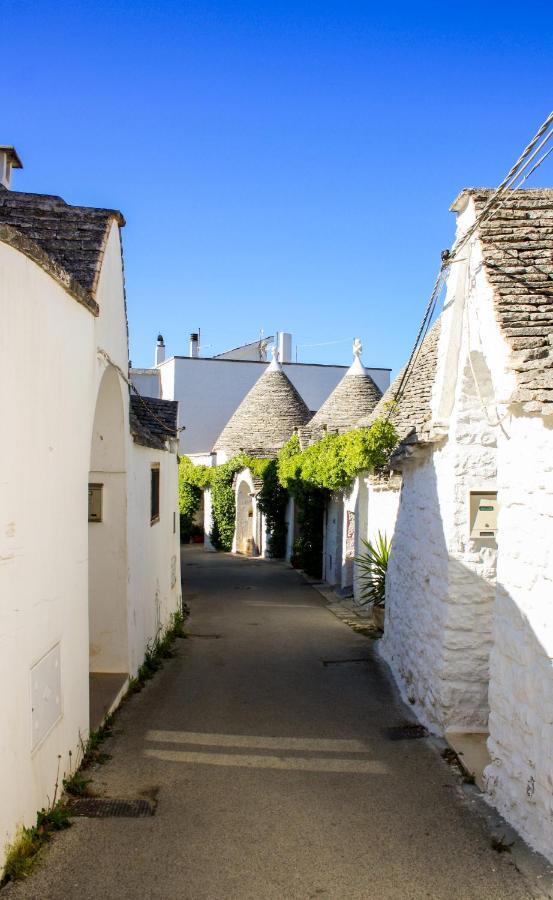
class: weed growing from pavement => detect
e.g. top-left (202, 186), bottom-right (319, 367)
top-left (1, 760), bottom-right (70, 888)
top-left (127, 609), bottom-right (188, 694)
top-left (62, 771), bottom-right (94, 797)
top-left (1, 608), bottom-right (188, 888)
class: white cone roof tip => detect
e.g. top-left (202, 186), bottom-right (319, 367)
top-left (267, 344), bottom-right (283, 372)
top-left (306, 336), bottom-right (382, 433)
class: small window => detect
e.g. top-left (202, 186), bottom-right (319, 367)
top-left (151, 465), bottom-right (160, 524)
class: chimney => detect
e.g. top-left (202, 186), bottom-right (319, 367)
top-left (189, 333), bottom-right (199, 358)
top-left (155, 334), bottom-right (165, 365)
top-left (0, 146), bottom-right (23, 189)
top-left (278, 331), bottom-right (292, 364)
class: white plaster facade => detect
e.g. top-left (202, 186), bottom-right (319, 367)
top-left (0, 214), bottom-right (181, 865)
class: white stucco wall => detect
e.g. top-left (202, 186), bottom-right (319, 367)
top-left (0, 219), bottom-right (182, 866)
top-left (155, 356), bottom-right (391, 455)
top-left (485, 414), bottom-right (553, 860)
top-left (127, 445), bottom-right (182, 675)
top-left (0, 241), bottom-right (94, 861)
top-left (381, 218), bottom-right (500, 734)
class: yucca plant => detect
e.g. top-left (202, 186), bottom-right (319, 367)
top-left (354, 532), bottom-right (391, 608)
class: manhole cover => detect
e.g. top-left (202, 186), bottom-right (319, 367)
top-left (385, 724), bottom-right (428, 741)
top-left (66, 798), bottom-right (155, 818)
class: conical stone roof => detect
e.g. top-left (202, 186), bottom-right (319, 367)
top-left (213, 353), bottom-right (311, 457)
top-left (356, 318), bottom-right (442, 452)
top-left (299, 341), bottom-right (382, 446)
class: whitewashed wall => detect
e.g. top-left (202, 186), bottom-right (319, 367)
top-left (0, 240), bottom-right (95, 865)
top-left (381, 333), bottom-right (498, 733)
top-left (485, 414), bottom-right (553, 862)
top-left (0, 220), bottom-right (182, 868)
top-left (127, 444), bottom-right (182, 675)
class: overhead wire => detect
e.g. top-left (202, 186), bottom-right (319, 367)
top-left (389, 109), bottom-right (553, 414)
top-left (97, 348), bottom-right (185, 436)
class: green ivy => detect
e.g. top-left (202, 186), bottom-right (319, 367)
top-left (255, 459), bottom-right (288, 558)
top-left (209, 458), bottom-right (246, 551)
top-left (178, 456), bottom-right (208, 542)
top-left (277, 420), bottom-right (398, 492)
top-left (178, 418), bottom-right (399, 562)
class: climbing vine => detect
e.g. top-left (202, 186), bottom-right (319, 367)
top-left (178, 418), bottom-right (399, 561)
top-left (255, 459), bottom-right (289, 559)
top-left (276, 420), bottom-right (399, 493)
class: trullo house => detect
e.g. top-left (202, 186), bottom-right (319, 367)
top-left (0, 148), bottom-right (181, 864)
top-left (377, 187), bottom-right (553, 864)
top-left (210, 348), bottom-right (311, 555)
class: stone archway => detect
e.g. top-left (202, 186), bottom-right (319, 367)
top-left (88, 366), bottom-right (129, 728)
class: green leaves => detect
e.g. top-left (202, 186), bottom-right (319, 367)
top-left (277, 419), bottom-right (399, 492)
top-left (353, 532), bottom-right (391, 608)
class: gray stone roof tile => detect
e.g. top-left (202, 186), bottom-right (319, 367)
top-left (0, 184), bottom-right (124, 304)
top-left (457, 188), bottom-right (553, 417)
top-left (213, 366), bottom-right (311, 456)
top-left (356, 318), bottom-right (442, 452)
top-left (130, 395), bottom-right (179, 451)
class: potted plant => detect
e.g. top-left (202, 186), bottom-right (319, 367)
top-left (353, 532), bottom-right (391, 629)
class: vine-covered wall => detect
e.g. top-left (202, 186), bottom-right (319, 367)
top-left (178, 419), bottom-right (399, 562)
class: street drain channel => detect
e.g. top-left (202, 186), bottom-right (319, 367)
top-left (66, 798), bottom-right (156, 818)
top-left (385, 724), bottom-right (429, 740)
top-left (322, 658), bottom-right (369, 667)
top-left (188, 633), bottom-right (221, 639)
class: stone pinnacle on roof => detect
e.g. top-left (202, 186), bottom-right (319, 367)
top-left (213, 349), bottom-right (311, 457)
top-left (306, 338), bottom-right (383, 434)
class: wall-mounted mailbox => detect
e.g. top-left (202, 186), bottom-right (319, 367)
top-left (88, 483), bottom-right (103, 522)
top-left (469, 491), bottom-right (498, 539)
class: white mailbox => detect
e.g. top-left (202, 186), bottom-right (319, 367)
top-left (469, 491), bottom-right (498, 539)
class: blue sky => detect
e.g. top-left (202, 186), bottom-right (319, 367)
top-left (2, 0), bottom-right (553, 373)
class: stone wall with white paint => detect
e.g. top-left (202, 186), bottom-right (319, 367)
top-left (382, 312), bottom-right (498, 733)
top-left (485, 413), bottom-right (553, 862)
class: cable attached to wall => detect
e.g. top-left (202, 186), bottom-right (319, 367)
top-left (97, 348), bottom-right (185, 436)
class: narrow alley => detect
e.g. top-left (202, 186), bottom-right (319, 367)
top-left (6, 549), bottom-right (549, 899)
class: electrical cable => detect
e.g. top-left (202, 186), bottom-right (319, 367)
top-left (390, 110), bottom-right (553, 414)
top-left (97, 348), bottom-right (185, 437)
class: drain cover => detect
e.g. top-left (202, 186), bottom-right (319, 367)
top-left (66, 798), bottom-right (155, 818)
top-left (322, 658), bottom-right (368, 667)
top-left (385, 724), bottom-right (428, 741)
top-left (188, 633), bottom-right (221, 639)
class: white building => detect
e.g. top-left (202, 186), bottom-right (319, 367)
top-left (131, 332), bottom-right (390, 458)
top-left (375, 188), bottom-right (553, 863)
top-left (0, 150), bottom-right (181, 864)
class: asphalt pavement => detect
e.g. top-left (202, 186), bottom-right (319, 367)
top-left (5, 546), bottom-right (552, 899)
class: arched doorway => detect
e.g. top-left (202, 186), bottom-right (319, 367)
top-left (235, 479), bottom-right (255, 555)
top-left (88, 366), bottom-right (129, 729)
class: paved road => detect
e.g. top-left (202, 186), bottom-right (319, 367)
top-left (7, 548), bottom-right (550, 899)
